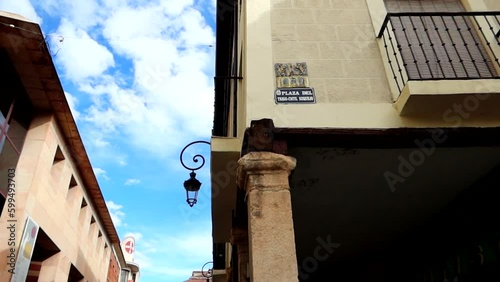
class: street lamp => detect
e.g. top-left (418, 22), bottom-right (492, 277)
top-left (201, 261), bottom-right (213, 282)
top-left (180, 141), bottom-right (210, 207)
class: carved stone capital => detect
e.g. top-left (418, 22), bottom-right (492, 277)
top-left (237, 152), bottom-right (296, 192)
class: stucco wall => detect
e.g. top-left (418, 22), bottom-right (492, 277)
top-left (241, 0), bottom-right (500, 129)
top-left (456, 0), bottom-right (499, 12)
top-left (271, 0), bottom-right (391, 104)
top-left (475, 0), bottom-right (500, 10)
top-left (0, 114), bottom-right (112, 281)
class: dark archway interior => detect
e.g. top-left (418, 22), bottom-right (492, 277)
top-left (289, 146), bottom-right (500, 282)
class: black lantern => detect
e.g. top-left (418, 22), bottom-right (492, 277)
top-left (180, 141), bottom-right (210, 207)
top-left (184, 172), bottom-right (201, 207)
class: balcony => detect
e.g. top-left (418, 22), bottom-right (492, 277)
top-left (378, 12), bottom-right (500, 115)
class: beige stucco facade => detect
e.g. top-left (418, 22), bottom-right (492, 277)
top-left (0, 114), bottom-right (114, 281)
top-left (235, 0), bottom-right (500, 131)
top-left (484, 0), bottom-right (500, 10)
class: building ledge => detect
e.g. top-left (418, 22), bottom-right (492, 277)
top-left (126, 261), bottom-right (140, 272)
top-left (0, 11), bottom-right (35, 23)
top-left (394, 79), bottom-right (500, 116)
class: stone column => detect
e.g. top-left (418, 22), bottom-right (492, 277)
top-left (237, 152), bottom-right (298, 282)
top-left (231, 227), bottom-right (249, 282)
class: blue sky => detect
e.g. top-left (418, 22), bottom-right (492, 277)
top-left (0, 0), bottom-right (217, 281)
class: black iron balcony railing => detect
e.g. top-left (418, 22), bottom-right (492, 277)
top-left (378, 12), bottom-right (500, 93)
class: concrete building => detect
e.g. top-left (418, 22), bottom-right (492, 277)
top-left (0, 11), bottom-right (127, 282)
top-left (211, 0), bottom-right (500, 281)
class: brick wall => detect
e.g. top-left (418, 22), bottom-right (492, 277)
top-left (107, 253), bottom-right (120, 282)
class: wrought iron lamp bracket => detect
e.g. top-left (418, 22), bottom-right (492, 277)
top-left (180, 140), bottom-right (211, 172)
top-left (180, 141), bottom-right (210, 207)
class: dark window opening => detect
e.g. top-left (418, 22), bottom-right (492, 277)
top-left (81, 198), bottom-right (88, 208)
top-left (68, 264), bottom-right (84, 282)
top-left (53, 146), bottom-right (65, 163)
top-left (69, 175), bottom-right (77, 189)
top-left (79, 198), bottom-right (88, 224)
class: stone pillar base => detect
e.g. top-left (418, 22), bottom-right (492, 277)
top-left (237, 152), bottom-right (298, 282)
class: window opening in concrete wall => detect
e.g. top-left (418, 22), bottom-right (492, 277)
top-left (69, 175), bottom-right (77, 189)
top-left (68, 264), bottom-right (84, 282)
top-left (51, 146), bottom-right (66, 184)
top-left (79, 197), bottom-right (88, 225)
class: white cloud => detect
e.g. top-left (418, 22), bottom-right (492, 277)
top-left (54, 19), bottom-right (115, 82)
top-left (129, 226), bottom-right (212, 279)
top-left (34, 0), bottom-right (104, 29)
top-left (102, 5), bottom-right (172, 43)
top-left (25, 0), bottom-right (216, 161)
top-left (210, 0), bottom-right (217, 12)
top-left (63, 0), bottom-right (102, 29)
top-left (106, 200), bottom-right (122, 210)
top-left (64, 91), bottom-right (80, 121)
top-left (178, 8), bottom-right (214, 45)
top-left (81, 131), bottom-right (112, 156)
top-left (124, 232), bottom-right (143, 242)
top-left (0, 0), bottom-right (42, 23)
top-left (93, 167), bottom-right (110, 180)
top-left (79, 126), bottom-right (130, 169)
top-left (106, 200), bottom-right (125, 227)
top-left (160, 0), bottom-right (194, 16)
top-left (93, 138), bottom-right (111, 148)
top-left (171, 234), bottom-right (212, 256)
top-left (124, 178), bottom-right (141, 185)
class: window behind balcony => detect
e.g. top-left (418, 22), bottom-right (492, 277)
top-left (385, 0), bottom-right (497, 79)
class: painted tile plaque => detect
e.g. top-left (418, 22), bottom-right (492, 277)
top-left (274, 62), bottom-right (316, 104)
